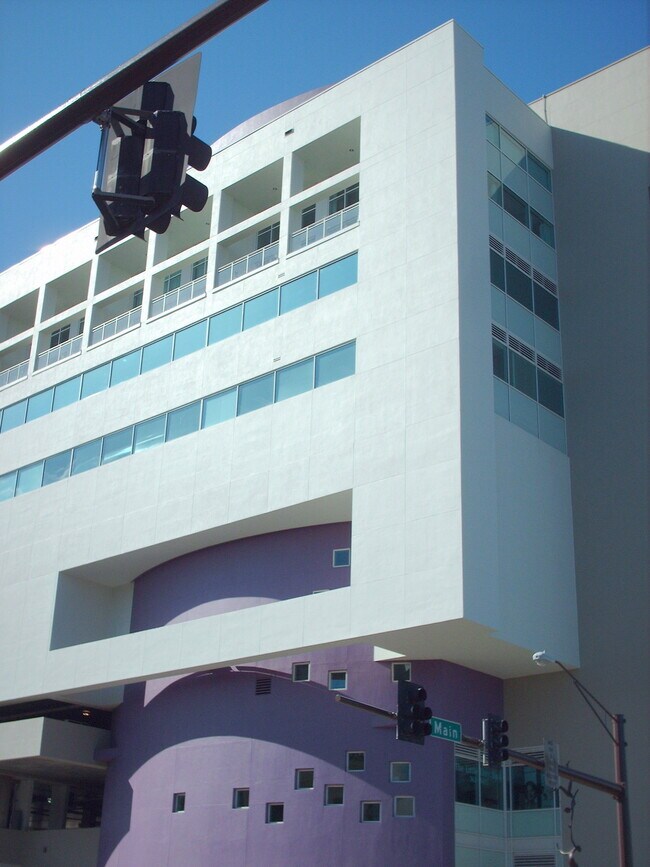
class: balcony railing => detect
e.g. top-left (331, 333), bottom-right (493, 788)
top-left (0, 359), bottom-right (29, 388)
top-left (35, 335), bottom-right (83, 370)
top-left (290, 203), bottom-right (359, 253)
top-left (89, 306), bottom-right (141, 346)
top-left (150, 275), bottom-right (206, 318)
top-left (216, 241), bottom-right (279, 287)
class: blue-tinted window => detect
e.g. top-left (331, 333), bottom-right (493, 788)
top-left (26, 388), bottom-right (54, 422)
top-left (243, 288), bottom-right (278, 330)
top-left (71, 440), bottom-right (102, 475)
top-left (202, 389), bottom-right (237, 428)
top-left (174, 320), bottom-right (207, 360)
top-left (509, 351), bottom-right (536, 400)
top-left (530, 209), bottom-right (555, 248)
top-left (537, 370), bottom-right (564, 417)
top-left (110, 350), bottom-right (141, 387)
top-left (328, 671), bottom-right (347, 690)
top-left (333, 548), bottom-right (350, 567)
top-left (315, 343), bottom-right (355, 388)
top-left (485, 115), bottom-right (499, 147)
top-left (319, 254), bottom-right (357, 298)
top-left (53, 376), bottom-right (81, 411)
top-left (490, 251), bottom-right (505, 291)
top-left (102, 428), bottom-right (134, 464)
top-left (0, 471), bottom-right (17, 502)
top-left (166, 402), bottom-right (201, 441)
top-left (505, 263), bottom-right (533, 311)
top-left (533, 284), bottom-right (559, 330)
top-left (16, 462), bottom-right (43, 496)
top-left (275, 359), bottom-right (314, 402)
top-left (0, 400), bottom-right (27, 432)
top-left (141, 335), bottom-right (173, 373)
top-left (42, 451), bottom-right (72, 486)
top-left (237, 374), bottom-right (274, 415)
top-left (133, 416), bottom-right (166, 452)
top-left (527, 153), bottom-right (552, 191)
top-left (492, 340), bottom-right (508, 382)
top-left (81, 363), bottom-right (110, 399)
top-left (280, 272), bottom-right (317, 314)
top-left (503, 186), bottom-right (528, 227)
top-left (488, 173), bottom-right (502, 206)
top-left (209, 306), bottom-right (242, 345)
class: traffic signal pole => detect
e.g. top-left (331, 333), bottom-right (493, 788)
top-left (0, 0), bottom-right (268, 182)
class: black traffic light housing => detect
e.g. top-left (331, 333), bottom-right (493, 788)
top-left (482, 715), bottom-right (509, 766)
top-left (397, 680), bottom-right (433, 745)
top-left (92, 54), bottom-right (211, 252)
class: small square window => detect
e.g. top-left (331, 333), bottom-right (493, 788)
top-left (325, 785), bottom-right (344, 806)
top-left (295, 769), bottom-right (314, 790)
top-left (390, 762), bottom-right (411, 783)
top-left (292, 663), bottom-right (310, 682)
top-left (164, 270), bottom-right (182, 294)
top-left (172, 792), bottom-right (185, 813)
top-left (266, 803), bottom-right (284, 824)
top-left (332, 548), bottom-right (350, 567)
top-left (233, 788), bottom-right (249, 809)
top-left (361, 801), bottom-right (381, 822)
top-left (328, 671), bottom-right (347, 691)
top-left (394, 796), bottom-right (415, 818)
top-left (301, 204), bottom-right (316, 228)
top-left (346, 752), bottom-right (365, 772)
top-left (391, 662), bottom-right (411, 682)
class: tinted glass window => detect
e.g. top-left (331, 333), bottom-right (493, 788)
top-left (487, 173), bottom-right (502, 206)
top-left (53, 376), bottom-right (81, 411)
top-left (81, 363), bottom-right (110, 399)
top-left (0, 400), bottom-right (27, 432)
top-left (141, 335), bottom-right (173, 373)
top-left (133, 416), bottom-right (166, 452)
top-left (42, 451), bottom-right (72, 486)
top-left (208, 306), bottom-right (242, 345)
top-left (166, 402), bottom-right (201, 441)
top-left (110, 350), bottom-right (141, 386)
top-left (315, 343), bottom-right (355, 388)
top-left (280, 272), bottom-right (317, 314)
top-left (174, 320), bottom-right (207, 360)
top-left (202, 389), bottom-right (237, 427)
top-left (506, 262), bottom-right (533, 310)
top-left (102, 428), bottom-right (133, 464)
top-left (492, 340), bottom-right (508, 381)
top-left (243, 289), bottom-right (278, 330)
top-left (503, 186), bottom-right (528, 226)
top-left (237, 374), bottom-right (274, 415)
top-left (26, 388), bottom-right (54, 422)
top-left (275, 359), bottom-right (314, 402)
top-left (0, 471), bottom-right (17, 502)
top-left (533, 283), bottom-right (559, 329)
top-left (537, 370), bottom-right (564, 417)
top-left (527, 153), bottom-right (552, 191)
top-left (490, 251), bottom-right (505, 291)
top-left (319, 253), bottom-right (358, 298)
top-left (71, 440), bottom-right (102, 475)
top-left (16, 462), bottom-right (43, 496)
top-left (509, 351), bottom-right (537, 400)
top-left (530, 209), bottom-right (555, 247)
top-left (485, 116), bottom-right (499, 148)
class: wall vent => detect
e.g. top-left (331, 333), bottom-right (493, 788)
top-left (536, 355), bottom-right (562, 381)
top-left (533, 268), bottom-right (558, 296)
top-left (489, 235), bottom-right (504, 255)
top-left (508, 334), bottom-right (535, 362)
top-left (513, 855), bottom-right (556, 867)
top-left (505, 247), bottom-right (531, 274)
top-left (492, 324), bottom-right (507, 343)
top-left (255, 677), bottom-right (272, 695)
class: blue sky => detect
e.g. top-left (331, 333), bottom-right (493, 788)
top-left (0, 0), bottom-right (647, 273)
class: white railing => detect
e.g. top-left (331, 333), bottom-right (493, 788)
top-left (216, 241), bottom-right (279, 287)
top-left (150, 275), bottom-right (206, 318)
top-left (289, 203), bottom-right (359, 252)
top-left (0, 359), bottom-right (29, 388)
top-left (89, 306), bottom-right (141, 346)
top-left (35, 335), bottom-right (83, 370)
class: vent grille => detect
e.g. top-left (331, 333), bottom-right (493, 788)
top-left (489, 235), bottom-right (504, 255)
top-left (513, 855), bottom-right (556, 867)
top-left (537, 355), bottom-right (562, 381)
top-left (533, 268), bottom-right (558, 296)
top-left (255, 677), bottom-right (272, 695)
top-left (455, 744), bottom-right (479, 760)
top-left (505, 248), bottom-right (531, 274)
top-left (508, 335), bottom-right (535, 362)
top-left (492, 324), bottom-right (507, 343)
top-left (489, 236), bottom-right (558, 297)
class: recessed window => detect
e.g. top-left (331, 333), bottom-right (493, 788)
top-left (301, 204), bottom-right (316, 228)
top-left (530, 208), bottom-right (555, 248)
top-left (325, 785), bottom-right (344, 806)
top-left (390, 762), bottom-right (411, 783)
top-left (164, 270), bottom-right (182, 294)
top-left (292, 663), bottom-right (310, 682)
top-left (50, 324), bottom-right (70, 348)
top-left (295, 769), bottom-right (314, 790)
top-left (394, 796), bottom-right (415, 818)
top-left (257, 222), bottom-right (280, 249)
top-left (233, 788), bottom-right (249, 809)
top-left (503, 186), bottom-right (528, 227)
top-left (266, 803), bottom-right (284, 824)
top-left (361, 801), bottom-right (381, 822)
top-left (346, 751), bottom-right (365, 772)
top-left (492, 338), bottom-right (508, 382)
top-left (172, 792), bottom-right (186, 813)
top-left (328, 671), bottom-right (347, 691)
top-left (192, 257), bottom-right (208, 281)
top-left (391, 662), bottom-right (411, 682)
top-left (332, 548), bottom-right (350, 567)
top-left (329, 183), bottom-right (359, 215)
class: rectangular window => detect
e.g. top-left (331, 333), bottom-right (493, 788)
top-left (301, 204), bottom-right (316, 227)
top-left (511, 765), bottom-right (556, 810)
top-left (295, 769), bottom-right (314, 790)
top-left (202, 389), bottom-right (237, 428)
top-left (172, 792), bottom-right (185, 813)
top-left (133, 416), bottom-right (166, 453)
top-left (394, 796), bottom-right (415, 818)
top-left (537, 369), bottom-right (564, 417)
top-left (0, 471), bottom-right (17, 502)
top-left (275, 359), bottom-right (314, 402)
top-left (243, 288), bottom-right (278, 330)
top-left (485, 115), bottom-right (499, 148)
top-left (346, 752), bottom-right (365, 772)
top-left (492, 339), bottom-right (508, 382)
top-left (257, 222), bottom-right (280, 249)
top-left (292, 663), bottom-right (310, 682)
top-left (527, 153), bottom-right (552, 191)
top-left (164, 271), bottom-right (182, 294)
top-left (455, 756), bottom-right (478, 805)
top-left (505, 262), bottom-right (533, 311)
top-left (132, 288), bottom-right (143, 308)
top-left (332, 548), bottom-right (350, 567)
top-left (280, 272), bottom-right (318, 314)
top-left (192, 257), bottom-right (208, 280)
top-left (141, 335), bottom-right (173, 373)
top-left (328, 671), bottom-right (347, 691)
top-left (266, 803), bottom-right (284, 824)
top-left (42, 451), bottom-right (72, 486)
top-left (1, 399), bottom-right (27, 432)
top-left (110, 350), bottom-right (142, 387)
top-left (325, 785), bottom-right (344, 806)
top-left (533, 283), bottom-right (559, 330)
top-left (315, 342), bottom-right (355, 388)
top-left (503, 186), bottom-right (528, 227)
top-left (71, 439), bottom-right (102, 476)
top-left (233, 788), bottom-right (249, 809)
top-left (480, 764), bottom-right (503, 810)
top-left (391, 662), bottom-right (411, 682)
top-left (81, 363), bottom-right (111, 399)
top-left (500, 129), bottom-right (527, 169)
top-left (509, 350), bottom-right (537, 400)
top-left (237, 374), bottom-right (274, 416)
top-left (209, 305), bottom-right (242, 345)
top-left (16, 462), bottom-right (43, 496)
top-left (166, 402), bottom-right (201, 442)
top-left (50, 324), bottom-right (70, 348)
top-left (102, 428), bottom-right (133, 465)
top-left (361, 801), bottom-right (381, 822)
top-left (173, 320), bottom-right (207, 360)
top-left (530, 209), bottom-right (555, 247)
top-left (53, 376), bottom-right (81, 411)
top-left (489, 250), bottom-right (505, 291)
top-left (318, 253), bottom-right (358, 298)
top-left (390, 762), bottom-right (411, 783)
top-left (329, 183), bottom-right (359, 215)
top-left (487, 173), bottom-right (502, 206)
top-left (26, 388), bottom-right (54, 422)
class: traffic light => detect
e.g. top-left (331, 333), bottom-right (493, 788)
top-left (482, 715), bottom-right (509, 766)
top-left (93, 54), bottom-right (211, 252)
top-left (397, 680), bottom-right (433, 745)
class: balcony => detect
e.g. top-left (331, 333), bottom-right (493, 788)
top-left (216, 241), bottom-right (279, 287)
top-left (289, 202), bottom-right (359, 253)
top-left (90, 306), bottom-right (141, 346)
top-left (0, 359), bottom-right (29, 388)
top-left (150, 274), bottom-right (206, 318)
top-left (35, 335), bottom-right (82, 371)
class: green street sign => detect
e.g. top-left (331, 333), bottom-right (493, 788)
top-left (430, 716), bottom-right (462, 742)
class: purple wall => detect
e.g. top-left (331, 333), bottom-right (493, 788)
top-left (98, 526), bottom-right (503, 866)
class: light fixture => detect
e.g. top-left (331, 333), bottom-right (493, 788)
top-left (533, 650), bottom-right (553, 666)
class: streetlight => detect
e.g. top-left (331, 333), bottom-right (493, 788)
top-left (533, 651), bottom-right (632, 867)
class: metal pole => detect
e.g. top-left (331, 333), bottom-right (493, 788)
top-left (0, 0), bottom-right (269, 181)
top-left (613, 714), bottom-right (632, 867)
top-left (334, 693), bottom-right (397, 721)
top-left (507, 748), bottom-right (624, 801)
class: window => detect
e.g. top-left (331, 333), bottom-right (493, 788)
top-left (53, 376), bottom-right (81, 411)
top-left (530, 209), bottom-right (555, 247)
top-left (527, 153), bottom-right (552, 191)
top-left (511, 766), bottom-right (556, 810)
top-left (164, 270), bottom-right (182, 294)
top-left (318, 252), bottom-right (358, 298)
top-left (237, 373), bottom-right (274, 416)
top-left (81, 363), bottom-right (111, 399)
top-left (209, 305), bottom-right (242, 344)
top-left (503, 186), bottom-right (528, 227)
top-left (537, 369), bottom-right (564, 417)
top-left (50, 324), bottom-right (70, 348)
top-left (361, 801), bottom-right (381, 822)
top-left (329, 183), bottom-right (359, 215)
top-left (275, 359), bottom-right (314, 402)
top-left (0, 400), bottom-right (26, 433)
top-left (505, 262), bottom-right (533, 311)
top-left (328, 671), bottom-right (347, 691)
top-left (71, 440), bottom-right (102, 475)
top-left (266, 803), bottom-right (284, 824)
top-left (0, 472), bottom-right (16, 502)
top-left (111, 350), bottom-right (141, 386)
top-left (533, 283), bottom-right (559, 330)
top-left (455, 756), bottom-right (478, 805)
top-left (166, 402), bottom-right (201, 441)
top-left (16, 462), bottom-right (43, 496)
top-left (192, 257), bottom-right (208, 281)
top-left (487, 173), bottom-right (502, 206)
top-left (332, 548), bottom-right (350, 567)
top-left (390, 761), bottom-right (411, 783)
top-left (202, 389), bottom-right (237, 428)
top-left (42, 451), bottom-right (72, 486)
top-left (301, 204), bottom-right (316, 227)
top-left (257, 222), bottom-right (279, 249)
top-left (295, 769), bottom-right (314, 790)
top-left (346, 752), bottom-right (365, 772)
top-left (243, 288), bottom-right (278, 330)
top-left (492, 339), bottom-right (508, 382)
top-left (325, 785), bottom-right (344, 805)
top-left (173, 321), bottom-right (207, 360)
top-left (233, 788), bottom-right (249, 809)
top-left (509, 350), bottom-right (537, 400)
top-left (490, 250), bottom-right (505, 291)
top-left (26, 389), bottom-right (54, 422)
top-left (133, 416), bottom-right (166, 453)
top-left (292, 663), bottom-right (310, 682)
top-left (280, 272), bottom-right (317, 314)
top-left (172, 793), bottom-right (186, 813)
top-left (141, 335), bottom-right (173, 373)
top-left (391, 662), bottom-right (411, 682)
top-left (485, 115), bottom-right (500, 147)
top-left (101, 428), bottom-right (133, 465)
top-left (132, 288), bottom-right (143, 308)
top-left (315, 342), bottom-right (355, 388)
top-left (394, 796), bottom-right (415, 818)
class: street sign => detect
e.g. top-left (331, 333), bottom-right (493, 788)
top-left (430, 716), bottom-right (462, 742)
top-left (544, 739), bottom-right (560, 790)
